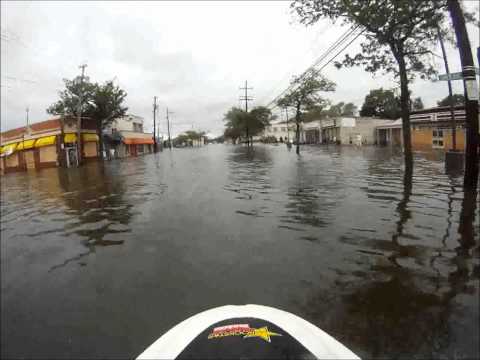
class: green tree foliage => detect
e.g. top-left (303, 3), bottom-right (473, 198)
top-left (437, 93), bottom-right (465, 107)
top-left (411, 97), bottom-right (424, 110)
top-left (223, 106), bottom-right (274, 145)
top-left (342, 102), bottom-right (357, 116)
top-left (47, 77), bottom-right (128, 150)
top-left (298, 100), bottom-right (330, 122)
top-left (360, 88), bottom-right (401, 119)
top-left (291, 0), bottom-right (452, 164)
top-left (324, 102), bottom-right (344, 117)
top-left (323, 101), bottom-right (358, 117)
top-left (277, 70), bottom-right (335, 154)
top-left (249, 106), bottom-right (277, 137)
top-left (224, 107), bottom-right (250, 144)
top-left (302, 101), bottom-right (357, 121)
top-left (47, 76), bottom-right (97, 117)
top-left (90, 81), bottom-right (128, 131)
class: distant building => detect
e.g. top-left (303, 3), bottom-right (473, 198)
top-left (376, 119), bottom-right (403, 146)
top-left (0, 116), bottom-right (99, 174)
top-left (263, 121), bottom-right (297, 142)
top-left (410, 106), bottom-right (468, 151)
top-left (300, 117), bottom-right (394, 145)
top-left (376, 105), bottom-right (476, 151)
top-left (103, 114), bottom-right (154, 157)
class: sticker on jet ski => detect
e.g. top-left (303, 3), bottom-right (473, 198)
top-left (208, 323), bottom-right (282, 342)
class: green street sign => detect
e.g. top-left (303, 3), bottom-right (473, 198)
top-left (438, 72), bottom-right (463, 81)
top-left (438, 68), bottom-right (480, 81)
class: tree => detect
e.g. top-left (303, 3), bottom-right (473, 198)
top-left (223, 106), bottom-right (274, 145)
top-left (249, 106), bottom-right (275, 138)
top-left (342, 102), bottom-right (357, 116)
top-left (299, 100), bottom-right (330, 122)
top-left (223, 107), bottom-right (249, 144)
top-left (437, 93), bottom-right (465, 107)
top-left (224, 126), bottom-right (242, 144)
top-left (411, 97), bottom-right (424, 110)
top-left (291, 0), bottom-right (451, 167)
top-left (90, 81), bottom-right (128, 151)
top-left (302, 101), bottom-right (356, 121)
top-left (48, 77), bottom-right (128, 157)
top-left (47, 77), bottom-right (97, 118)
top-left (277, 70), bottom-right (336, 154)
top-left (324, 102), bottom-right (345, 118)
top-left (360, 88), bottom-right (401, 119)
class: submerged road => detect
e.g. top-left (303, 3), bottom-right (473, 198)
top-left (1, 144), bottom-right (479, 359)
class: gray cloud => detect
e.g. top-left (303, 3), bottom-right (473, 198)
top-left (1, 1), bottom-right (479, 137)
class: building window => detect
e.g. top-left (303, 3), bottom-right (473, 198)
top-left (274, 128), bottom-right (278, 132)
top-left (432, 128), bottom-right (444, 149)
top-left (281, 127), bottom-right (286, 131)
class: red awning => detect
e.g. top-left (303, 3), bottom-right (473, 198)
top-left (123, 138), bottom-right (154, 145)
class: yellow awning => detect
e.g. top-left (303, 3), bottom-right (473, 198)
top-left (35, 135), bottom-right (56, 148)
top-left (82, 133), bottom-right (99, 142)
top-left (0, 143), bottom-right (17, 156)
top-left (64, 133), bottom-right (77, 143)
top-left (16, 139), bottom-right (36, 151)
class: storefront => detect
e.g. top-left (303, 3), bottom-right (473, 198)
top-left (1, 132), bottom-right (100, 174)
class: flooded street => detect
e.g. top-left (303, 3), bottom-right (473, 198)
top-left (1, 144), bottom-right (479, 359)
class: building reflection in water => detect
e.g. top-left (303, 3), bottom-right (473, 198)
top-left (49, 161), bottom-right (133, 271)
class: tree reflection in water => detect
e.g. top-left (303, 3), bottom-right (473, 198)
top-left (301, 160), bottom-right (478, 359)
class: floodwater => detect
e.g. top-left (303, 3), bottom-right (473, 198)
top-left (1, 144), bottom-right (479, 359)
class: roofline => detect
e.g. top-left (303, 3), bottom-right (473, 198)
top-left (410, 105), bottom-right (465, 115)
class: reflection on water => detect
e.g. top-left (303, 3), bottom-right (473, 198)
top-left (1, 145), bottom-right (478, 359)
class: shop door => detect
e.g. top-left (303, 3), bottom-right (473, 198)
top-left (24, 150), bottom-right (36, 170)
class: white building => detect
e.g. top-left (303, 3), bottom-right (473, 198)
top-left (263, 121), bottom-right (298, 142)
top-left (103, 115), bottom-right (154, 157)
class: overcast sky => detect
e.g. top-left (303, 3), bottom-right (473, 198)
top-left (1, 1), bottom-right (479, 137)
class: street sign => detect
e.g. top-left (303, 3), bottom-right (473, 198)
top-left (438, 72), bottom-right (464, 81)
top-left (438, 68), bottom-right (480, 81)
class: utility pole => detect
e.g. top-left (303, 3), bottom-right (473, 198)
top-left (166, 107), bottom-right (173, 149)
top-left (447, 0), bottom-right (479, 189)
top-left (77, 64), bottom-right (87, 166)
top-left (153, 96), bottom-right (158, 152)
top-left (156, 118), bottom-right (161, 150)
top-left (437, 27), bottom-right (457, 151)
top-left (239, 80), bottom-right (253, 146)
top-left (24, 107), bottom-right (29, 143)
top-left (284, 107), bottom-right (290, 143)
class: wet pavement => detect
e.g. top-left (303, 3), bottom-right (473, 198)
top-left (1, 144), bottom-right (479, 359)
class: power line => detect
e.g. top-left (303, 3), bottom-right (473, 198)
top-left (259, 21), bottom-right (334, 105)
top-left (266, 25), bottom-right (363, 110)
top-left (265, 26), bottom-right (359, 108)
top-left (3, 75), bottom-right (38, 84)
top-left (267, 27), bottom-right (361, 109)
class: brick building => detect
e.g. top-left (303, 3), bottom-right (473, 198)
top-left (0, 116), bottom-right (99, 174)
